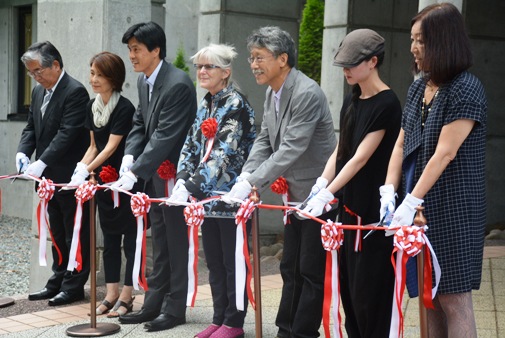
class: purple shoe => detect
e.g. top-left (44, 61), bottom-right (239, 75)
top-left (209, 325), bottom-right (244, 338)
top-left (195, 324), bottom-right (220, 338)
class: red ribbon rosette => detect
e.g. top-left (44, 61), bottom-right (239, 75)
top-left (99, 165), bottom-right (118, 183)
top-left (234, 199), bottom-right (257, 311)
top-left (100, 165), bottom-right (120, 207)
top-left (200, 118), bottom-right (218, 163)
top-left (130, 192), bottom-right (151, 291)
top-left (390, 225), bottom-right (435, 338)
top-left (68, 182), bottom-right (97, 272)
top-left (321, 221), bottom-right (344, 338)
top-left (270, 177), bottom-right (290, 225)
top-left (184, 202), bottom-right (205, 307)
top-left (157, 160), bottom-right (176, 197)
top-left (36, 178), bottom-right (62, 267)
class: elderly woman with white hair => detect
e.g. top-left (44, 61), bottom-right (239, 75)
top-left (167, 43), bottom-right (256, 338)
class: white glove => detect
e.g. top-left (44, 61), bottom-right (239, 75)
top-left (379, 184), bottom-right (396, 221)
top-left (311, 177), bottom-right (328, 195)
top-left (236, 171), bottom-right (251, 183)
top-left (68, 162), bottom-right (89, 187)
top-left (222, 180), bottom-right (252, 204)
top-left (389, 193), bottom-right (424, 232)
top-left (172, 179), bottom-right (186, 194)
top-left (298, 188), bottom-right (334, 219)
top-left (167, 183), bottom-right (190, 205)
top-left (111, 170), bottom-right (137, 191)
top-left (24, 159), bottom-right (47, 178)
top-left (119, 154), bottom-right (135, 176)
top-left (15, 152), bottom-right (30, 173)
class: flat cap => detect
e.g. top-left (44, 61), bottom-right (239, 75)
top-left (333, 29), bottom-right (385, 68)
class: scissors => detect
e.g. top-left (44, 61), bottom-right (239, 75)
top-left (286, 193), bottom-right (314, 217)
top-left (363, 211), bottom-right (388, 239)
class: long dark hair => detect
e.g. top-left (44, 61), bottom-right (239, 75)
top-left (336, 52), bottom-right (384, 165)
top-left (411, 3), bottom-right (472, 85)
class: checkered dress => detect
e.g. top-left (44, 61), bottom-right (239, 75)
top-left (402, 71), bottom-right (487, 294)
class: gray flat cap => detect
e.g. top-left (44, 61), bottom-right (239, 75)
top-left (333, 29), bottom-right (385, 68)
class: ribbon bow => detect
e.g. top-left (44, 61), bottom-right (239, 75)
top-left (100, 165), bottom-right (120, 207)
top-left (36, 178), bottom-right (62, 267)
top-left (184, 201), bottom-right (205, 307)
top-left (68, 182), bottom-right (97, 272)
top-left (130, 192), bottom-right (151, 291)
top-left (200, 118), bottom-right (218, 163)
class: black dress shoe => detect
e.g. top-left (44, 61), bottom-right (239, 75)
top-left (144, 313), bottom-right (186, 332)
top-left (48, 290), bottom-right (84, 306)
top-left (28, 288), bottom-right (58, 301)
top-left (119, 308), bottom-right (158, 324)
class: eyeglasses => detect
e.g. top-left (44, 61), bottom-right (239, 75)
top-left (26, 67), bottom-right (48, 78)
top-left (193, 64), bottom-right (221, 70)
top-left (247, 55), bottom-right (274, 64)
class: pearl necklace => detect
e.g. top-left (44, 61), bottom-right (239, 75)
top-left (421, 89), bottom-right (439, 128)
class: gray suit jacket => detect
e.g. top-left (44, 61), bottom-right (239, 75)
top-left (125, 61), bottom-right (197, 182)
top-left (243, 68), bottom-right (336, 202)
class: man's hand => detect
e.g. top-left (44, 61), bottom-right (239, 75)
top-left (119, 155), bottom-right (135, 176)
top-left (24, 160), bottom-right (47, 178)
top-left (15, 152), bottom-right (30, 173)
top-left (222, 180), bottom-right (252, 204)
top-left (298, 188), bottom-right (334, 219)
top-left (111, 170), bottom-right (137, 191)
top-left (67, 162), bottom-right (89, 187)
top-left (167, 182), bottom-right (190, 205)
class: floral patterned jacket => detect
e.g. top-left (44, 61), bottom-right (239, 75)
top-left (177, 85), bottom-right (256, 217)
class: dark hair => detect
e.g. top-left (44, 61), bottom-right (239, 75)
top-left (337, 52), bottom-right (384, 164)
top-left (21, 41), bottom-right (64, 68)
top-left (89, 52), bottom-right (126, 92)
top-left (246, 26), bottom-right (297, 68)
top-left (122, 21), bottom-right (166, 59)
top-left (411, 2), bottom-right (472, 85)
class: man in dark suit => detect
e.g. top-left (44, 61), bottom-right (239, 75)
top-left (112, 21), bottom-right (197, 332)
top-left (224, 26), bottom-right (337, 338)
top-left (17, 41), bottom-right (91, 306)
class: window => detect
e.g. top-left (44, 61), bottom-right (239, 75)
top-left (9, 5), bottom-right (32, 120)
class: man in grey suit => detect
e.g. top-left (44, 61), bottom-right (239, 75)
top-left (225, 26), bottom-right (337, 338)
top-left (17, 41), bottom-right (90, 306)
top-left (112, 21), bottom-right (196, 332)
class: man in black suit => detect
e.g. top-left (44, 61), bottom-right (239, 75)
top-left (112, 21), bottom-right (197, 332)
top-left (17, 41), bottom-right (90, 306)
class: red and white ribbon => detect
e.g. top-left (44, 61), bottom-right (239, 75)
top-left (184, 201), bottom-right (205, 307)
top-left (270, 177), bottom-right (290, 225)
top-left (344, 205), bottom-right (362, 252)
top-left (157, 160), bottom-right (176, 197)
top-left (389, 225), bottom-right (441, 338)
top-left (321, 221), bottom-right (344, 338)
top-left (68, 182), bottom-right (96, 272)
top-left (200, 118), bottom-right (218, 163)
top-left (130, 192), bottom-right (151, 291)
top-left (235, 199), bottom-right (256, 311)
top-left (36, 178), bottom-right (61, 266)
top-left (99, 165), bottom-right (120, 208)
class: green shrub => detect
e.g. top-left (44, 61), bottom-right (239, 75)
top-left (298, 0), bottom-right (325, 84)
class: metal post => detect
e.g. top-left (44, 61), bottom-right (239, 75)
top-left (249, 186), bottom-right (262, 338)
top-left (67, 173), bottom-right (120, 337)
top-left (414, 205), bottom-right (428, 338)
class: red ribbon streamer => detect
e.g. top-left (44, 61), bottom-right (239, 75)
top-left (130, 193), bottom-right (151, 291)
top-left (184, 201), bottom-right (204, 307)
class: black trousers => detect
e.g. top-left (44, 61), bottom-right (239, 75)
top-left (102, 231), bottom-right (136, 285)
top-left (45, 189), bottom-right (90, 293)
top-left (275, 210), bottom-right (337, 338)
top-left (201, 217), bottom-right (250, 328)
top-left (142, 178), bottom-right (188, 318)
top-left (339, 224), bottom-right (395, 338)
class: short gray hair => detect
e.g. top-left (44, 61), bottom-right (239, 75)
top-left (246, 26), bottom-right (296, 68)
top-left (191, 43), bottom-right (238, 87)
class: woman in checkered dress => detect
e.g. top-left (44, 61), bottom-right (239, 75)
top-left (380, 3), bottom-right (487, 337)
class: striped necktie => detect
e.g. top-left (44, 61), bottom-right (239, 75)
top-left (41, 89), bottom-right (53, 117)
